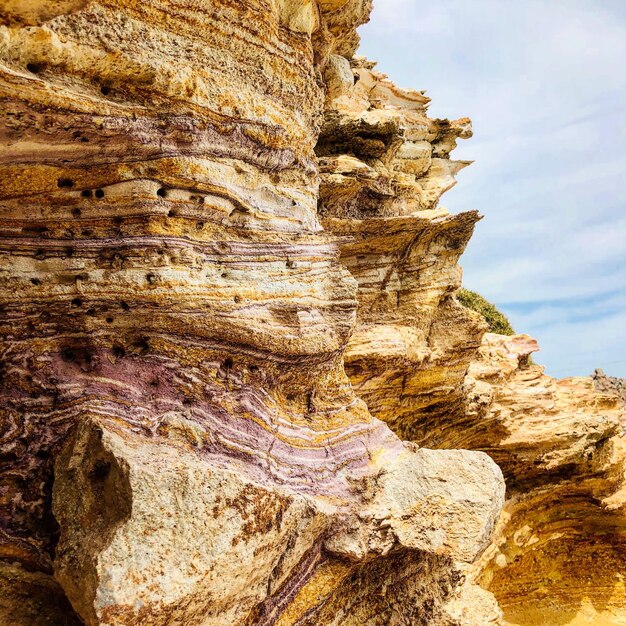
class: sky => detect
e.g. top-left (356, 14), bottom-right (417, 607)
top-left (358, 0), bottom-right (626, 378)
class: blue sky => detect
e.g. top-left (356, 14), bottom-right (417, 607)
top-left (358, 0), bottom-right (626, 378)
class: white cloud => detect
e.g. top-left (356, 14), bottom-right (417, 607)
top-left (510, 306), bottom-right (626, 378)
top-left (359, 0), bottom-right (626, 376)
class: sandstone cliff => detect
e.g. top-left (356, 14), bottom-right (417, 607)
top-left (466, 335), bottom-right (626, 625)
top-left (0, 2), bottom-right (623, 626)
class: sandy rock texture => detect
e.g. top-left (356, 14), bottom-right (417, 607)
top-left (319, 56), bottom-right (485, 444)
top-left (0, 1), bottom-right (504, 625)
top-left (465, 334), bottom-right (626, 626)
top-left (0, 0), bottom-right (622, 625)
top-left (316, 34), bottom-right (626, 626)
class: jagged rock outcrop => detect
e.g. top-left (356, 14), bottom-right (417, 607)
top-left (0, 2), bottom-right (504, 625)
top-left (319, 57), bottom-right (486, 444)
top-left (314, 28), bottom-right (626, 626)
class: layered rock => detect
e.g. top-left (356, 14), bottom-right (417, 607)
top-left (316, 44), bottom-right (626, 626)
top-left (463, 334), bottom-right (626, 626)
top-left (3, 0), bottom-right (623, 624)
top-left (319, 56), bottom-right (486, 443)
top-left (313, 25), bottom-right (626, 626)
top-left (0, 2), bottom-right (504, 625)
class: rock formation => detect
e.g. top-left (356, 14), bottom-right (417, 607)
top-left (0, 2), bottom-right (504, 625)
top-left (318, 45), bottom-right (626, 626)
top-left (0, 1), bottom-right (623, 625)
top-left (319, 55), bottom-right (486, 446)
top-left (594, 368), bottom-right (626, 407)
top-left (467, 335), bottom-right (626, 625)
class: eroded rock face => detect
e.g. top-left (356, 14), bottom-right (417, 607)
top-left (464, 334), bottom-right (626, 626)
top-left (319, 57), bottom-right (486, 443)
top-left (316, 48), bottom-right (626, 626)
top-left (2, 1), bottom-right (621, 624)
top-left (1, 0), bottom-right (348, 581)
top-left (594, 368), bottom-right (626, 408)
top-left (51, 419), bottom-right (502, 625)
top-left (0, 1), bottom-right (504, 624)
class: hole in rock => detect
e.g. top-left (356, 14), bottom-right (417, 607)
top-left (71, 298), bottom-right (83, 307)
top-left (30, 278), bottom-right (41, 285)
top-left (89, 459), bottom-right (111, 481)
top-left (120, 301), bottom-right (130, 311)
top-left (72, 208), bottom-right (82, 218)
top-left (81, 190), bottom-right (92, 198)
top-left (146, 273), bottom-right (157, 284)
top-left (106, 317), bottom-right (113, 324)
top-left (234, 295), bottom-right (242, 303)
top-left (168, 209), bottom-right (177, 217)
top-left (62, 347), bottom-right (92, 367)
top-left (57, 178), bottom-right (74, 188)
top-left (100, 85), bottom-right (111, 96)
top-left (134, 338), bottom-right (150, 354)
top-left (23, 225), bottom-right (49, 235)
top-left (223, 358), bottom-right (233, 369)
top-left (26, 63), bottom-right (41, 74)
top-left (157, 188), bottom-right (167, 198)
top-left (111, 345), bottom-right (125, 358)
top-left (61, 348), bottom-right (76, 362)
top-left (95, 189), bottom-right (105, 199)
